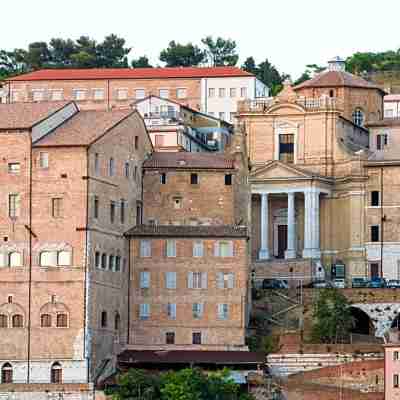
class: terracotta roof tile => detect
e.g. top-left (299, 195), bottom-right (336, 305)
top-left (124, 224), bottom-right (248, 238)
top-left (8, 67), bottom-right (253, 81)
top-left (294, 70), bottom-right (383, 91)
top-left (0, 101), bottom-right (70, 130)
top-left (143, 152), bottom-right (234, 169)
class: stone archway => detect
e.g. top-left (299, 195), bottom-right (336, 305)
top-left (349, 307), bottom-right (374, 336)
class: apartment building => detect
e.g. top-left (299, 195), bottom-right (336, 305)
top-left (384, 94), bottom-right (400, 118)
top-left (134, 95), bottom-right (233, 152)
top-left (3, 66), bottom-right (268, 123)
top-left (0, 101), bottom-right (152, 385)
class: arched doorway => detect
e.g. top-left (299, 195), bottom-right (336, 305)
top-left (350, 307), bottom-right (374, 335)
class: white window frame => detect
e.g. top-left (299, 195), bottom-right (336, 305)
top-left (39, 152), bottom-right (49, 169)
top-left (166, 240), bottom-right (176, 257)
top-left (32, 89), bottom-right (44, 102)
top-left (140, 240), bottom-right (151, 257)
top-left (167, 303), bottom-right (176, 320)
top-left (215, 241), bottom-right (234, 257)
top-left (188, 271), bottom-right (207, 289)
top-left (218, 88), bottom-right (226, 98)
top-left (139, 303), bottom-right (150, 320)
top-left (159, 88), bottom-right (170, 99)
top-left (58, 251), bottom-right (71, 266)
top-left (117, 88), bottom-right (128, 100)
top-left (217, 272), bottom-right (235, 289)
top-left (193, 241), bottom-right (204, 257)
top-left (73, 89), bottom-right (87, 101)
top-left (217, 303), bottom-right (229, 320)
top-left (176, 88), bottom-right (187, 99)
top-left (192, 303), bottom-right (204, 319)
top-left (9, 252), bottom-right (22, 267)
top-left (165, 272), bottom-right (177, 289)
top-left (8, 163), bottom-right (20, 174)
top-left (93, 88), bottom-right (105, 101)
top-left (51, 90), bottom-right (63, 101)
top-left (135, 89), bottom-right (145, 99)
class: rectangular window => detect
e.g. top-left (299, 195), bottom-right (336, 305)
top-left (188, 272), bottom-right (207, 289)
top-left (394, 351), bottom-right (399, 361)
top-left (115, 256), bottom-right (121, 272)
top-left (11, 90), bottom-right (19, 102)
top-left (394, 374), bottom-right (399, 388)
top-left (176, 88), bottom-right (187, 99)
top-left (135, 136), bottom-right (139, 150)
top-left (190, 173), bottom-right (198, 185)
top-left (140, 271), bottom-right (150, 288)
top-left (217, 304), bottom-right (229, 320)
top-left (173, 197), bottom-right (182, 209)
top-left (371, 191), bottom-right (380, 206)
top-left (384, 109), bottom-right (394, 118)
top-left (159, 89), bottom-right (169, 99)
top-left (166, 240), bottom-right (176, 257)
top-left (219, 112), bottom-right (225, 121)
top-left (8, 163), bottom-right (20, 174)
top-left (166, 331), bottom-right (175, 344)
top-left (216, 241), bottom-right (234, 257)
top-left (225, 174), bottom-right (232, 185)
top-left (160, 173), bottom-right (167, 184)
top-left (94, 196), bottom-right (99, 219)
top-left (51, 90), bottom-right (63, 101)
top-left (371, 225), bottom-right (380, 242)
top-left (139, 303), bottom-right (150, 320)
top-left (101, 253), bottom-right (107, 269)
top-left (140, 240), bottom-right (151, 257)
top-left (32, 90), bottom-right (44, 101)
top-left (135, 89), bottom-right (145, 99)
top-left (124, 162), bottom-right (130, 178)
top-left (39, 152), bottom-right (49, 169)
top-left (217, 272), bottom-right (235, 289)
top-left (192, 303), bottom-right (204, 319)
top-left (120, 199), bottom-right (126, 224)
top-left (8, 194), bottom-right (20, 218)
top-left (165, 272), bottom-right (177, 289)
top-left (94, 153), bottom-right (100, 174)
top-left (376, 134), bottom-right (388, 150)
top-left (110, 201), bottom-right (116, 224)
top-left (219, 88), bottom-right (226, 98)
top-left (193, 241), bottom-right (204, 257)
top-left (208, 88), bottom-right (215, 97)
top-left (167, 303), bottom-right (176, 320)
top-left (74, 89), bottom-right (86, 101)
top-left (240, 87), bottom-right (247, 98)
top-left (192, 332), bottom-right (201, 344)
top-left (155, 135), bottom-right (165, 147)
top-left (93, 89), bottom-right (104, 100)
top-left (109, 255), bottom-right (115, 271)
top-left (279, 134), bottom-right (294, 163)
top-left (95, 251), bottom-right (101, 269)
top-left (52, 198), bottom-right (63, 218)
top-left (230, 88), bottom-right (236, 98)
top-left (109, 158), bottom-right (115, 176)
top-left (117, 89), bottom-right (128, 100)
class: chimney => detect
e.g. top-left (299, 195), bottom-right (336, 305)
top-left (328, 56), bottom-right (346, 72)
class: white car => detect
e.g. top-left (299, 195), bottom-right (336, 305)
top-left (332, 278), bottom-right (346, 289)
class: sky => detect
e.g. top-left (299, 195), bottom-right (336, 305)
top-left (2, 0), bottom-right (400, 79)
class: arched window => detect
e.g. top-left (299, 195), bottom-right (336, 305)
top-left (41, 314), bottom-right (52, 327)
top-left (50, 362), bottom-right (62, 383)
top-left (352, 108), bottom-right (365, 127)
top-left (101, 311), bottom-right (107, 328)
top-left (40, 251), bottom-right (57, 267)
top-left (57, 251), bottom-right (71, 266)
top-left (9, 252), bottom-right (22, 267)
top-left (56, 313), bottom-right (68, 328)
top-left (0, 314), bottom-right (8, 328)
top-left (114, 312), bottom-right (121, 331)
top-left (12, 314), bottom-right (23, 328)
top-left (329, 89), bottom-right (335, 98)
top-left (1, 363), bottom-right (13, 383)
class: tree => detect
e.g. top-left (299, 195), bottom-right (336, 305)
top-left (48, 38), bottom-right (77, 67)
top-left (0, 49), bottom-right (28, 79)
top-left (160, 41), bottom-right (205, 67)
top-left (201, 36), bottom-right (238, 66)
top-left (25, 42), bottom-right (51, 70)
top-left (131, 56), bottom-right (152, 68)
top-left (294, 64), bottom-right (325, 86)
top-left (96, 34), bottom-right (131, 68)
top-left (241, 57), bottom-right (257, 76)
top-left (311, 288), bottom-right (354, 344)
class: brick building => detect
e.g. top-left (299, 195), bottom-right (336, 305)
top-left (2, 66), bottom-right (268, 123)
top-left (0, 101), bottom-right (152, 384)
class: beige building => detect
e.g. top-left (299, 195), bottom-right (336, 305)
top-left (237, 57), bottom-right (400, 283)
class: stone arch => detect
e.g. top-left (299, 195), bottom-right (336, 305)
top-left (0, 302), bottom-right (26, 319)
top-left (349, 306), bottom-right (374, 336)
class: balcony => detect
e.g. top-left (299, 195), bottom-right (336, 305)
top-left (238, 97), bottom-right (343, 114)
top-left (143, 111), bottom-right (183, 126)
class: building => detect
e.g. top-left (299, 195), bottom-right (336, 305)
top-left (124, 150), bottom-right (251, 350)
top-left (384, 343), bottom-right (400, 399)
top-left (0, 101), bottom-right (152, 385)
top-left (384, 94), bottom-right (400, 118)
top-left (3, 67), bottom-right (268, 123)
top-left (236, 57), bottom-right (398, 284)
top-left (134, 95), bottom-right (233, 152)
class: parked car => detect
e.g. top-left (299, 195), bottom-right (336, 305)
top-left (367, 277), bottom-right (387, 288)
top-left (352, 277), bottom-right (368, 288)
top-left (262, 279), bottom-right (288, 289)
top-left (332, 278), bottom-right (346, 289)
top-left (387, 279), bottom-right (400, 288)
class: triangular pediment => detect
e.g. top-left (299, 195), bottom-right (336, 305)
top-left (250, 161), bottom-right (314, 180)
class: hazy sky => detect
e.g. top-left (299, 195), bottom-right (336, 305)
top-left (2, 0), bottom-right (400, 79)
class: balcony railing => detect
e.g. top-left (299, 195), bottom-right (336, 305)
top-left (238, 97), bottom-right (343, 113)
top-left (143, 111), bottom-right (183, 126)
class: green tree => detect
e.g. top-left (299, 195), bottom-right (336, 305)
top-left (201, 36), bottom-right (238, 66)
top-left (294, 64), bottom-right (325, 85)
top-left (160, 41), bottom-right (205, 67)
top-left (96, 34), bottom-right (131, 68)
top-left (311, 288), bottom-right (354, 344)
top-left (0, 49), bottom-right (28, 79)
top-left (48, 38), bottom-right (77, 67)
top-left (241, 56), bottom-right (257, 75)
top-left (131, 56), bottom-right (153, 68)
top-left (25, 42), bottom-right (51, 70)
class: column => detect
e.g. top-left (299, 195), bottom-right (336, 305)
top-left (285, 192), bottom-right (296, 259)
top-left (259, 193), bottom-right (270, 260)
top-left (302, 189), bottom-right (321, 259)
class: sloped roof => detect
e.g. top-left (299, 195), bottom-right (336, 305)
top-left (294, 70), bottom-right (383, 91)
top-left (34, 109), bottom-right (135, 146)
top-left (0, 101), bottom-right (70, 130)
top-left (125, 224), bottom-right (248, 238)
top-left (7, 67), bottom-right (253, 81)
top-left (143, 152), bottom-right (234, 169)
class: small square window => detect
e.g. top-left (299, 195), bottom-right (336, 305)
top-left (135, 89), bottom-right (145, 99)
top-left (190, 173), bottom-right (198, 185)
top-left (225, 174), bottom-right (232, 185)
top-left (173, 197), bottom-right (182, 209)
top-left (8, 163), bottom-right (20, 174)
top-left (160, 173), bottom-right (167, 184)
top-left (159, 89), bottom-right (169, 99)
top-left (176, 88), bottom-right (187, 99)
top-left (93, 89), bottom-right (104, 100)
top-left (192, 332), bottom-right (202, 345)
top-left (166, 332), bottom-right (175, 344)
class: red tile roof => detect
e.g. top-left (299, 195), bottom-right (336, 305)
top-left (7, 67), bottom-right (253, 81)
top-left (294, 70), bottom-right (384, 91)
top-left (34, 109), bottom-right (135, 147)
top-left (125, 224), bottom-right (248, 238)
top-left (143, 152), bottom-right (234, 169)
top-left (0, 101), bottom-right (71, 130)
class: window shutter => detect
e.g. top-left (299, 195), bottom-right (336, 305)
top-left (188, 272), bottom-right (194, 289)
top-left (201, 272), bottom-right (208, 289)
top-left (217, 272), bottom-right (224, 289)
top-left (227, 273), bottom-right (235, 289)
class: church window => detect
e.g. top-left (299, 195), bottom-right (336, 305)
top-left (279, 134), bottom-right (294, 163)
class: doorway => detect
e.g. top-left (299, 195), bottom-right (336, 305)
top-left (277, 225), bottom-right (288, 259)
top-left (370, 262), bottom-right (380, 279)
